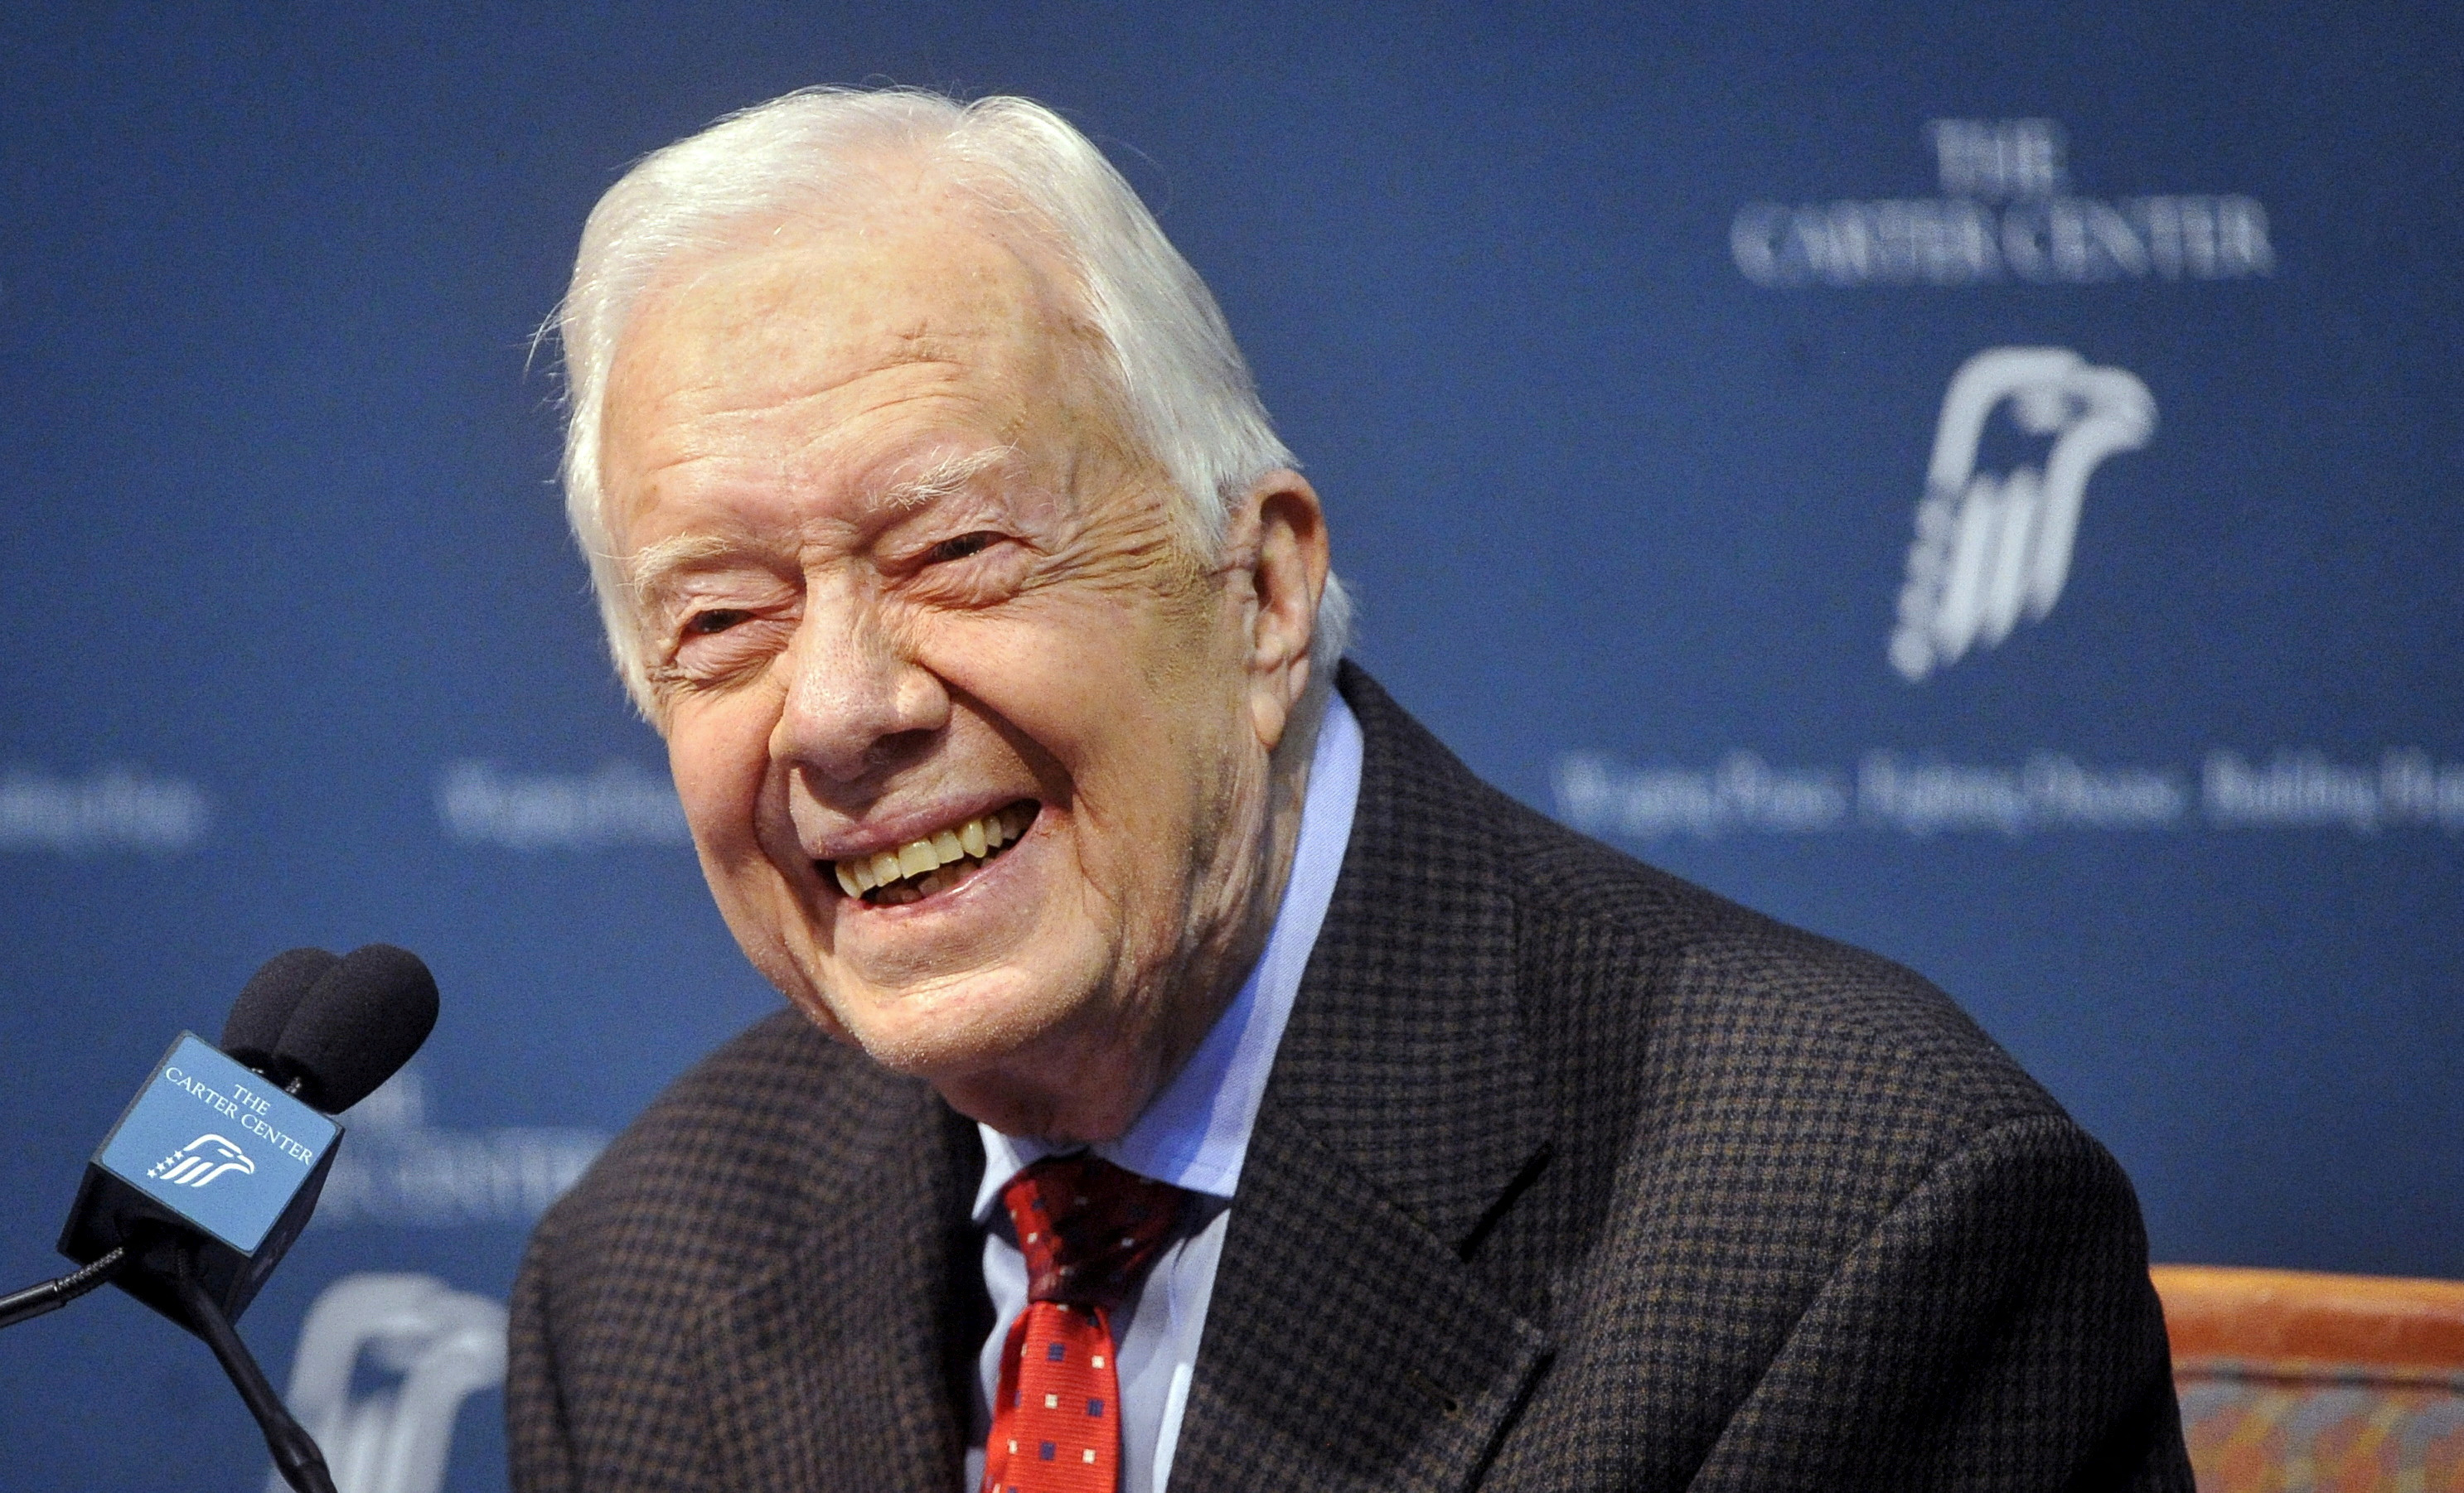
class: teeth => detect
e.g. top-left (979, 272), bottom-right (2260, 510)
top-left (831, 805), bottom-right (1036, 900)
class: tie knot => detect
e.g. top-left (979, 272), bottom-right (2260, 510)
top-left (999, 1154), bottom-right (1188, 1310)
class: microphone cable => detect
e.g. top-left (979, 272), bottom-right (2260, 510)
top-left (0, 1246), bottom-right (128, 1331)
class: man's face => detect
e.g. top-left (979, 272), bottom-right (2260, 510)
top-left (598, 186), bottom-right (1297, 1133)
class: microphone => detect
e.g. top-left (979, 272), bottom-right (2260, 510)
top-left (218, 946), bottom-right (341, 1077)
top-left (233, 942), bottom-right (439, 1114)
top-left (56, 943), bottom-right (437, 1328)
top-left (1, 943), bottom-right (439, 1493)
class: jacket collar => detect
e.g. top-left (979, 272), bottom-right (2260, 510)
top-left (1167, 664), bottom-right (1554, 1491)
top-left (1266, 664), bottom-right (1551, 1248)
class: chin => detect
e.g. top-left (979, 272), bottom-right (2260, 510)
top-left (813, 959), bottom-right (1102, 1085)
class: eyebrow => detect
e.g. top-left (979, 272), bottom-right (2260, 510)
top-left (870, 443), bottom-right (1020, 512)
top-left (623, 445), bottom-right (1029, 607)
top-left (625, 532), bottom-right (763, 612)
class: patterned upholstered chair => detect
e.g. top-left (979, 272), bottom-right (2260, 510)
top-left (2154, 1264), bottom-right (2464, 1491)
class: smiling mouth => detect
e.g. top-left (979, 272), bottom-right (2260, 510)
top-left (828, 801), bottom-right (1039, 906)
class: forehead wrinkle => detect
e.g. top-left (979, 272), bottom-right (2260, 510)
top-left (610, 220), bottom-right (1087, 462)
top-left (610, 360), bottom-right (985, 539)
top-left (617, 351), bottom-right (974, 463)
top-left (608, 200), bottom-right (1134, 578)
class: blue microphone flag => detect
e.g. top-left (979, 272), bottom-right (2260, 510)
top-left (92, 1036), bottom-right (339, 1252)
top-left (61, 1034), bottom-right (343, 1327)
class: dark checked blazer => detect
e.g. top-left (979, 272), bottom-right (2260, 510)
top-left (507, 665), bottom-right (2192, 1492)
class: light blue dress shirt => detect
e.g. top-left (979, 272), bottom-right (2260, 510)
top-left (963, 693), bottom-right (1363, 1493)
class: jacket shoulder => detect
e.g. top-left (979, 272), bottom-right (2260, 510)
top-left (1335, 674), bottom-right (2174, 1485)
top-left (523, 1008), bottom-right (896, 1291)
top-left (1510, 793), bottom-right (2060, 1143)
top-left (1339, 663), bottom-right (2055, 1144)
top-left (508, 1011), bottom-right (941, 1491)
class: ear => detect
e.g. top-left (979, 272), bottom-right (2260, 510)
top-left (1228, 470), bottom-right (1331, 753)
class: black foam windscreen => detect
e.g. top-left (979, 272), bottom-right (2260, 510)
top-left (219, 948), bottom-right (341, 1071)
top-left (271, 944), bottom-right (439, 1114)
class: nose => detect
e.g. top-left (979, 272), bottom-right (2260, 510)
top-left (772, 582), bottom-right (951, 789)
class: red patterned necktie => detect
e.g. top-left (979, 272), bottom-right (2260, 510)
top-left (981, 1154), bottom-right (1188, 1493)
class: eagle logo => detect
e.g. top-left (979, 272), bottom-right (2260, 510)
top-left (270, 1273), bottom-right (509, 1493)
top-left (1890, 347), bottom-right (2155, 680)
top-left (148, 1133), bottom-right (257, 1189)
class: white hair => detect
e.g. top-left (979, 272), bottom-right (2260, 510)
top-left (550, 86), bottom-right (1353, 715)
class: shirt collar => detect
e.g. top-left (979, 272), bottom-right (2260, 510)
top-left (973, 692), bottom-right (1363, 1223)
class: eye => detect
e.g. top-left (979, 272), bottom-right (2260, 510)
top-left (684, 608), bottom-right (752, 636)
top-left (925, 531), bottom-right (1000, 564)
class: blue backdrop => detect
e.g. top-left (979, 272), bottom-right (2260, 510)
top-left (2, 5), bottom-right (2457, 1490)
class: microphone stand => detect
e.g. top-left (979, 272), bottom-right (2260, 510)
top-left (171, 1239), bottom-right (337, 1493)
top-left (2, 1240), bottom-right (335, 1491)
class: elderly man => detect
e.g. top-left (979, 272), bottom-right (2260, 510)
top-left (508, 88), bottom-right (2190, 1492)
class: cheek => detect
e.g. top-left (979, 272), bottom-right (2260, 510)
top-left (928, 634), bottom-right (1132, 796)
top-left (931, 588), bottom-right (1247, 860)
top-left (665, 697), bottom-right (778, 855)
top-left (666, 694), bottom-right (835, 1014)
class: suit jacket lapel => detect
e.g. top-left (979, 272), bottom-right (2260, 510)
top-left (693, 1072), bottom-right (988, 1492)
top-left (1169, 668), bottom-right (1555, 1491)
